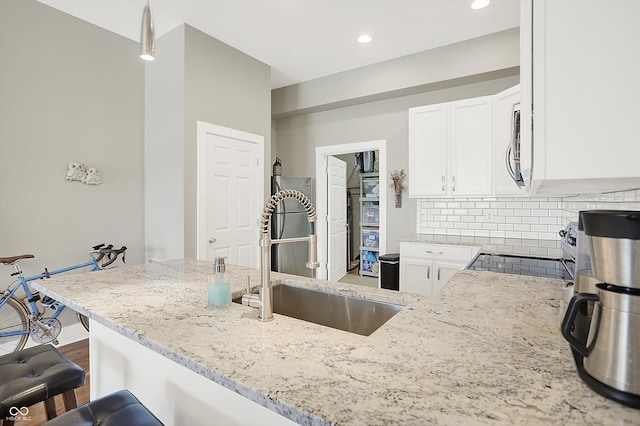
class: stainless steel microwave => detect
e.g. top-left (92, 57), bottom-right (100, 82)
top-left (506, 102), bottom-right (524, 187)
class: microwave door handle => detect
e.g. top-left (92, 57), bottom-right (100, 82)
top-left (505, 144), bottom-right (517, 181)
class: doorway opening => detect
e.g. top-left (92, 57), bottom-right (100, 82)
top-left (315, 140), bottom-right (387, 283)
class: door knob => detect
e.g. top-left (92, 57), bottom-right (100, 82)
top-left (208, 238), bottom-right (217, 244)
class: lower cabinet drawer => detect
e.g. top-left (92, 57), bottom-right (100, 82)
top-left (399, 242), bottom-right (477, 262)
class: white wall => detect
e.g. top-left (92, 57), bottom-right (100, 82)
top-left (0, 0), bottom-right (145, 276)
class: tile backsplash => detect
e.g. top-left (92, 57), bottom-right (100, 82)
top-left (416, 189), bottom-right (640, 240)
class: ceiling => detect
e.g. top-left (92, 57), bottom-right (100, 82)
top-left (38, 0), bottom-right (520, 89)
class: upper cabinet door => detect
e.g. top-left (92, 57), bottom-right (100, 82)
top-left (408, 96), bottom-right (493, 198)
top-left (448, 96), bottom-right (493, 197)
top-left (521, 0), bottom-right (640, 194)
top-left (408, 104), bottom-right (447, 197)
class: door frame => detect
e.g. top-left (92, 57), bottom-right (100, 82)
top-left (315, 140), bottom-right (387, 281)
top-left (196, 121), bottom-right (264, 264)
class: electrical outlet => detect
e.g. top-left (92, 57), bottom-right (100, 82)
top-left (485, 211), bottom-right (494, 222)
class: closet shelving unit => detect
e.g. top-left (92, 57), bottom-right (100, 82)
top-left (359, 172), bottom-right (380, 277)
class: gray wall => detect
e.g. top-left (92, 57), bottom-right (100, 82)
top-left (145, 26), bottom-right (186, 261)
top-left (273, 28), bottom-right (519, 118)
top-left (274, 79), bottom-right (519, 253)
top-left (145, 24), bottom-right (271, 260)
top-left (0, 0), bottom-right (145, 276)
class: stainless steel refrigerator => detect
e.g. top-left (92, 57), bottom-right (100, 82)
top-left (271, 176), bottom-right (314, 277)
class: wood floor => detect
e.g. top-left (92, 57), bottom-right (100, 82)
top-left (14, 339), bottom-right (90, 426)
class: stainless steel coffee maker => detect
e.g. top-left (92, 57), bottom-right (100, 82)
top-left (562, 210), bottom-right (640, 408)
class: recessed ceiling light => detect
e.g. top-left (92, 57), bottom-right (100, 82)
top-left (471, 0), bottom-right (490, 9)
top-left (357, 35), bottom-right (372, 44)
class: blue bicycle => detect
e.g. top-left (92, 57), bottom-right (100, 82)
top-left (0, 244), bottom-right (126, 355)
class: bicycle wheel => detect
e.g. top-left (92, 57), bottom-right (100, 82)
top-left (0, 296), bottom-right (30, 355)
top-left (77, 312), bottom-right (90, 332)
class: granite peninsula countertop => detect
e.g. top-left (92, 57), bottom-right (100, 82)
top-left (33, 258), bottom-right (639, 425)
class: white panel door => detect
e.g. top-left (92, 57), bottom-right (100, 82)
top-left (197, 122), bottom-right (263, 267)
top-left (327, 156), bottom-right (347, 282)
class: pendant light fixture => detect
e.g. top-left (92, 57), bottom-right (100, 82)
top-left (471, 0), bottom-right (490, 9)
top-left (140, 0), bottom-right (155, 61)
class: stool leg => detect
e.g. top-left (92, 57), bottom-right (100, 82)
top-left (44, 397), bottom-right (58, 420)
top-left (62, 389), bottom-right (78, 411)
top-left (2, 419), bottom-right (16, 426)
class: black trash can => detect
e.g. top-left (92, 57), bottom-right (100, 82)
top-left (379, 253), bottom-right (400, 291)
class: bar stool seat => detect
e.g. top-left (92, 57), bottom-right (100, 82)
top-left (42, 390), bottom-right (164, 426)
top-left (0, 344), bottom-right (85, 425)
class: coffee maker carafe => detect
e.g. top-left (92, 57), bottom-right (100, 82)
top-left (562, 210), bottom-right (640, 408)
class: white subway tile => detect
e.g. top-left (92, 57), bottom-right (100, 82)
top-left (540, 201), bottom-right (559, 209)
top-left (505, 231), bottom-right (522, 239)
top-left (521, 231), bottom-right (538, 239)
top-left (522, 217), bottom-right (540, 224)
top-left (522, 201), bottom-right (540, 209)
top-left (514, 209), bottom-right (532, 217)
top-left (537, 232), bottom-right (558, 240)
top-left (539, 216), bottom-right (559, 225)
top-left (506, 201), bottom-right (523, 209)
top-left (531, 224), bottom-right (548, 232)
top-left (498, 209), bottom-right (514, 217)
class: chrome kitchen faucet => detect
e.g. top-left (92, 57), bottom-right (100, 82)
top-left (241, 189), bottom-right (319, 321)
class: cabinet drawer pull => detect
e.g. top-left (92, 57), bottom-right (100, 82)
top-left (425, 250), bottom-right (443, 255)
top-left (452, 176), bottom-right (456, 192)
top-left (437, 267), bottom-right (441, 281)
top-left (427, 266), bottom-right (430, 279)
top-left (441, 176), bottom-right (445, 192)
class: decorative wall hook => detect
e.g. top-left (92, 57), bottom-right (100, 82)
top-left (66, 161), bottom-right (102, 185)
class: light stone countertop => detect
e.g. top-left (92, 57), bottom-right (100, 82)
top-left (33, 258), bottom-right (640, 425)
top-left (400, 233), bottom-right (564, 258)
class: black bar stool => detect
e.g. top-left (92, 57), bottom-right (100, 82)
top-left (42, 390), bottom-right (164, 426)
top-left (0, 344), bottom-right (85, 426)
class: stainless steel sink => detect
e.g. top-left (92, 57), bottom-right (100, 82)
top-left (234, 284), bottom-right (403, 336)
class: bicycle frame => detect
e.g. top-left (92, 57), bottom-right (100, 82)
top-left (0, 256), bottom-right (100, 338)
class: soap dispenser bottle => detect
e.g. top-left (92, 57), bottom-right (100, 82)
top-left (208, 257), bottom-right (231, 309)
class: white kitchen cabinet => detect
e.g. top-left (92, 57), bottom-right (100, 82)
top-left (493, 84), bottom-right (527, 196)
top-left (399, 242), bottom-right (480, 296)
top-left (408, 96), bottom-right (493, 198)
top-left (520, 0), bottom-right (640, 194)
